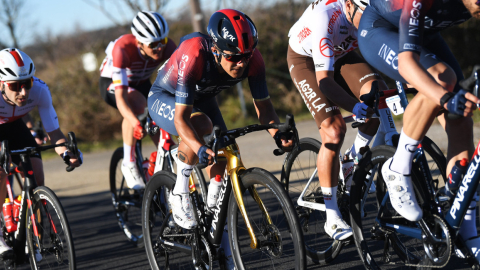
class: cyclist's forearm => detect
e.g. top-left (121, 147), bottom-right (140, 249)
top-left (47, 128), bottom-right (68, 156)
top-left (254, 98), bottom-right (280, 137)
top-left (115, 87), bottom-right (141, 126)
top-left (398, 52), bottom-right (448, 106)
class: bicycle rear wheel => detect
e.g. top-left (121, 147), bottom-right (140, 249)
top-left (27, 186), bottom-right (75, 270)
top-left (142, 171), bottom-right (198, 270)
top-left (350, 145), bottom-right (446, 269)
top-left (109, 147), bottom-right (143, 244)
top-left (228, 168), bottom-right (306, 270)
top-left (281, 137), bottom-right (343, 264)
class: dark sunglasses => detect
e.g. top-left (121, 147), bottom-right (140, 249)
top-left (148, 37), bottom-right (168, 50)
top-left (2, 79), bottom-right (33, 92)
top-left (217, 49), bottom-right (254, 63)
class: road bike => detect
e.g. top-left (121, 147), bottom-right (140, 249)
top-left (350, 68), bottom-right (480, 269)
top-left (279, 81), bottom-right (447, 264)
top-left (0, 132), bottom-right (78, 269)
top-left (142, 114), bottom-right (306, 270)
top-left (109, 110), bottom-right (205, 246)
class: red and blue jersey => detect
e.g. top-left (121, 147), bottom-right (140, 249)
top-left (368, 0), bottom-right (471, 53)
top-left (150, 33), bottom-right (269, 106)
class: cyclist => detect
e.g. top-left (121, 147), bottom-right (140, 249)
top-left (287, 0), bottom-right (388, 240)
top-left (148, 9), bottom-right (293, 268)
top-left (357, 0), bottom-right (480, 258)
top-left (99, 11), bottom-right (176, 190)
top-left (0, 48), bottom-right (83, 258)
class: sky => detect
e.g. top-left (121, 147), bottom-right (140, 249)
top-left (1, 0), bottom-right (265, 48)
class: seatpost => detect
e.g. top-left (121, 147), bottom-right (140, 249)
top-left (19, 154), bottom-right (37, 190)
top-left (395, 81), bottom-right (409, 108)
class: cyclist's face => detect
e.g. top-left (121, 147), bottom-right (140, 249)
top-left (345, 0), bottom-right (364, 29)
top-left (139, 42), bottom-right (164, 61)
top-left (1, 80), bottom-right (31, 106)
top-left (214, 48), bottom-right (249, 78)
top-left (462, 0), bottom-right (480, 19)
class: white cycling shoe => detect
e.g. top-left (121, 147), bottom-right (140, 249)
top-left (324, 218), bottom-right (353, 240)
top-left (381, 157), bottom-right (423, 222)
top-left (0, 235), bottom-right (12, 259)
top-left (169, 191), bottom-right (197, 229)
top-left (121, 162), bottom-right (145, 190)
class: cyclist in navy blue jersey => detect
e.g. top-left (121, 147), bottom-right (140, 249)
top-left (148, 9), bottom-right (293, 244)
top-left (358, 0), bottom-right (480, 258)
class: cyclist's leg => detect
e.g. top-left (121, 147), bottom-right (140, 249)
top-left (334, 51), bottom-right (387, 160)
top-left (288, 47), bottom-right (351, 240)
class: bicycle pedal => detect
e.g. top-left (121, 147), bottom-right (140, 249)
top-left (3, 259), bottom-right (14, 270)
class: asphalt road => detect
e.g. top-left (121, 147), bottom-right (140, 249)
top-left (36, 119), bottom-right (480, 270)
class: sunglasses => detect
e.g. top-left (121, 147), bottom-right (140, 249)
top-left (216, 49), bottom-right (254, 63)
top-left (148, 37), bottom-right (168, 50)
top-left (2, 79), bottom-right (33, 92)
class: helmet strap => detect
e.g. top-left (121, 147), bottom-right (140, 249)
top-left (212, 47), bottom-right (224, 72)
top-left (1, 84), bottom-right (16, 106)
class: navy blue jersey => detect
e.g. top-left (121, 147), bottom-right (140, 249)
top-left (368, 0), bottom-right (471, 53)
top-left (150, 32), bottom-right (269, 105)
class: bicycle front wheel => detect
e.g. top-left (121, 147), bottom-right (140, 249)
top-left (27, 186), bottom-right (76, 270)
top-left (109, 147), bottom-right (143, 244)
top-left (281, 137), bottom-right (343, 264)
top-left (228, 168), bottom-right (306, 270)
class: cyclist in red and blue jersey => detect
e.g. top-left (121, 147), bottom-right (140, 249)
top-left (0, 48), bottom-right (83, 258)
top-left (148, 9), bottom-right (293, 236)
top-left (358, 0), bottom-right (480, 258)
top-left (99, 11), bottom-right (176, 190)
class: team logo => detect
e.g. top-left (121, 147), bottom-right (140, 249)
top-left (360, 30), bottom-right (368, 37)
top-left (320, 38), bottom-right (335, 57)
top-left (221, 27), bottom-right (235, 42)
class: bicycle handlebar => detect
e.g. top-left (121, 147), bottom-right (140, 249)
top-left (0, 131), bottom-right (79, 174)
top-left (202, 114), bottom-right (300, 163)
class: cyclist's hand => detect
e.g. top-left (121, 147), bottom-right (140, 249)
top-left (197, 145), bottom-right (215, 165)
top-left (274, 131), bottom-right (294, 152)
top-left (442, 90), bottom-right (479, 117)
top-left (62, 150), bottom-right (83, 168)
top-left (133, 123), bottom-right (145, 140)
top-left (353, 102), bottom-right (369, 122)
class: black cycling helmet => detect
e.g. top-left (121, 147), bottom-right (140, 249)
top-left (207, 9), bottom-right (258, 54)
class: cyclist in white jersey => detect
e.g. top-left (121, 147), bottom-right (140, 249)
top-left (287, 0), bottom-right (388, 240)
top-left (0, 48), bottom-right (82, 258)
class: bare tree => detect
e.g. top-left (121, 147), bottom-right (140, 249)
top-left (0, 0), bottom-right (27, 48)
top-left (81, 0), bottom-right (170, 26)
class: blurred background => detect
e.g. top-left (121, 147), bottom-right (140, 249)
top-left (1, 0), bottom-right (479, 146)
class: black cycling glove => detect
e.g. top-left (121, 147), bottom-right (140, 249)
top-left (274, 131), bottom-right (294, 149)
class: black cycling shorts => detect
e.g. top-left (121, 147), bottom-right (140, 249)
top-left (0, 119), bottom-right (41, 165)
top-left (99, 77), bottom-right (152, 109)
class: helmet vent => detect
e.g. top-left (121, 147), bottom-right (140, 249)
top-left (4, 68), bottom-right (16, 77)
top-left (29, 63), bottom-right (33, 74)
top-left (233, 16), bottom-right (240, 20)
top-left (0, 69), bottom-right (6, 76)
top-left (242, 33), bottom-right (250, 50)
top-left (132, 23), bottom-right (147, 38)
top-left (137, 16), bottom-right (155, 37)
top-left (144, 12), bottom-right (162, 38)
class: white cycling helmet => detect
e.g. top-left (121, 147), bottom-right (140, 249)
top-left (131, 11), bottom-right (169, 45)
top-left (352, 0), bottom-right (369, 9)
top-left (0, 48), bottom-right (35, 81)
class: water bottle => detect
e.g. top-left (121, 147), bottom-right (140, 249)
top-left (445, 158), bottom-right (469, 201)
top-left (13, 195), bottom-right (21, 223)
top-left (207, 175), bottom-right (223, 208)
top-left (3, 198), bottom-right (16, 233)
top-left (148, 151), bottom-right (157, 176)
top-left (341, 155), bottom-right (355, 192)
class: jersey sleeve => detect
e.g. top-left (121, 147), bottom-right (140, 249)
top-left (35, 79), bottom-right (60, 133)
top-left (111, 43), bottom-right (130, 88)
top-left (247, 50), bottom-right (269, 101)
top-left (311, 9), bottom-right (338, 72)
top-left (399, 0), bottom-right (434, 54)
top-left (174, 39), bottom-right (205, 106)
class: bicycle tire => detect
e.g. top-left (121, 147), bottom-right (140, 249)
top-left (27, 186), bottom-right (76, 270)
top-left (281, 137), bottom-right (343, 264)
top-left (350, 145), bottom-right (448, 269)
top-left (228, 167), bottom-right (306, 270)
top-left (142, 171), bottom-right (198, 270)
top-left (109, 147), bottom-right (144, 244)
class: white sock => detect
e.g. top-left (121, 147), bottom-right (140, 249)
top-left (460, 193), bottom-right (479, 240)
top-left (173, 159), bottom-right (194, 194)
top-left (349, 130), bottom-right (373, 159)
top-left (123, 143), bottom-right (135, 164)
top-left (390, 129), bottom-right (420, 175)
top-left (321, 186), bottom-right (342, 225)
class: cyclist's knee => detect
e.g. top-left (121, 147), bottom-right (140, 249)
top-left (427, 62), bottom-right (457, 93)
top-left (320, 115), bottom-right (346, 146)
top-left (30, 157), bottom-right (44, 186)
top-left (128, 91), bottom-right (147, 115)
top-left (359, 118), bottom-right (380, 136)
top-left (190, 113), bottom-right (213, 140)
